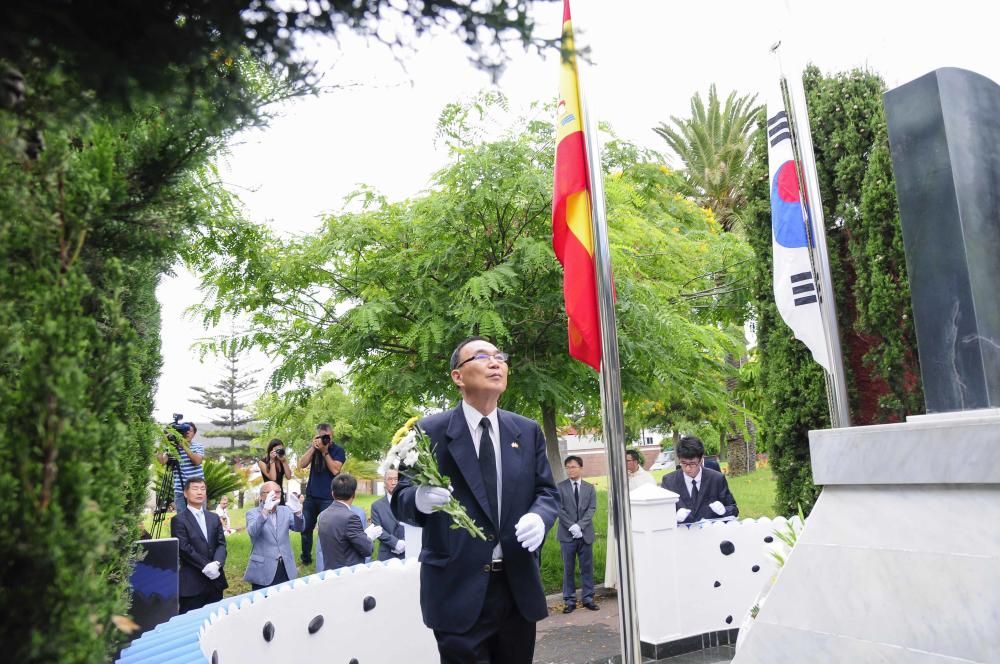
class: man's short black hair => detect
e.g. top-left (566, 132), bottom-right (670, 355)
top-left (564, 455), bottom-right (583, 467)
top-left (183, 476), bottom-right (207, 491)
top-left (625, 449), bottom-right (644, 465)
top-left (676, 435), bottom-right (706, 460)
top-left (331, 473), bottom-right (357, 500)
top-left (450, 336), bottom-right (492, 371)
top-left (316, 422), bottom-right (332, 433)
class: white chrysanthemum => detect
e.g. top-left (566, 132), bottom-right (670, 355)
top-left (403, 449), bottom-right (419, 467)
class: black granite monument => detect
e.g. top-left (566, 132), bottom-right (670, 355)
top-left (884, 67), bottom-right (1000, 413)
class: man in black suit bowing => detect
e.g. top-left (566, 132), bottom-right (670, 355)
top-left (661, 436), bottom-right (739, 524)
top-left (392, 336), bottom-right (559, 664)
top-left (170, 477), bottom-right (228, 613)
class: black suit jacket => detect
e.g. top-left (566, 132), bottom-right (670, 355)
top-left (371, 496), bottom-right (405, 561)
top-left (317, 501), bottom-right (373, 571)
top-left (392, 405), bottom-right (559, 634)
top-left (661, 467), bottom-right (739, 523)
top-left (170, 508), bottom-right (228, 598)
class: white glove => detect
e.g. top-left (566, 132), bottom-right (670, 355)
top-left (568, 523), bottom-right (583, 539)
top-left (415, 485), bottom-right (452, 515)
top-left (392, 540), bottom-right (406, 554)
top-left (364, 523), bottom-right (383, 541)
top-left (675, 507), bottom-right (692, 523)
top-left (709, 501), bottom-right (726, 516)
top-left (201, 561), bottom-right (221, 579)
top-left (285, 491), bottom-right (302, 515)
top-left (263, 490), bottom-right (279, 513)
top-left (515, 512), bottom-right (545, 552)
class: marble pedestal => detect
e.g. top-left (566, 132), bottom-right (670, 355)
top-left (733, 409), bottom-right (1000, 663)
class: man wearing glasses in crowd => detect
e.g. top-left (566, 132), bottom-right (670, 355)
top-left (391, 336), bottom-right (558, 664)
top-left (660, 435), bottom-right (739, 524)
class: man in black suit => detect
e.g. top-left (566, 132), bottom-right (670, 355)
top-left (557, 455), bottom-right (598, 613)
top-left (661, 436), bottom-right (739, 524)
top-left (317, 473), bottom-right (382, 571)
top-left (170, 477), bottom-right (227, 613)
top-left (392, 336), bottom-right (559, 664)
top-left (371, 468), bottom-right (406, 561)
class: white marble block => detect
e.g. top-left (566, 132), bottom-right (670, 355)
top-left (734, 409), bottom-right (1000, 663)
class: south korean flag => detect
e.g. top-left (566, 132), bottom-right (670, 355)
top-left (767, 81), bottom-right (831, 373)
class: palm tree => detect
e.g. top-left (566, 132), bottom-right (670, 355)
top-left (655, 85), bottom-right (761, 474)
top-left (653, 84), bottom-right (760, 233)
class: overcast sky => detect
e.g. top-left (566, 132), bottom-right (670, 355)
top-left (154, 0), bottom-right (1000, 421)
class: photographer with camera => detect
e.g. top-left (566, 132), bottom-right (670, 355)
top-left (297, 422), bottom-right (345, 566)
top-left (257, 438), bottom-right (293, 504)
top-left (157, 415), bottom-right (204, 513)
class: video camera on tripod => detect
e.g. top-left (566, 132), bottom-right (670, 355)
top-left (151, 414), bottom-right (194, 538)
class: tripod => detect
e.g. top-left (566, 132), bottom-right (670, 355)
top-left (150, 457), bottom-right (178, 540)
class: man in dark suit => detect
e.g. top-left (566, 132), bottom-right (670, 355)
top-left (170, 477), bottom-right (227, 613)
top-left (557, 455), bottom-right (598, 613)
top-left (317, 473), bottom-right (382, 571)
top-left (371, 468), bottom-right (406, 561)
top-left (661, 435), bottom-right (739, 524)
top-left (392, 336), bottom-right (559, 664)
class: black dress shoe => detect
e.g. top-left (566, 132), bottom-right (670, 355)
top-left (582, 602), bottom-right (600, 611)
top-left (562, 605), bottom-right (576, 614)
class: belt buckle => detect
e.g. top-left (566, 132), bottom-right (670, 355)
top-left (490, 560), bottom-right (504, 572)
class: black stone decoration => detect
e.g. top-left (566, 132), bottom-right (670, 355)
top-left (719, 541), bottom-right (735, 556)
top-left (308, 615), bottom-right (324, 634)
top-left (363, 595), bottom-right (376, 612)
top-left (885, 67), bottom-right (1000, 412)
top-left (262, 621), bottom-right (275, 642)
top-left (764, 536), bottom-right (773, 543)
top-left (752, 565), bottom-right (760, 573)
top-left (725, 615), bottom-right (733, 625)
top-left (211, 651), bottom-right (218, 664)
top-left (713, 581), bottom-right (721, 588)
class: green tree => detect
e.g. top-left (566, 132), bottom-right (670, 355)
top-left (194, 94), bottom-right (752, 482)
top-left (191, 344), bottom-right (259, 447)
top-left (653, 84), bottom-right (760, 233)
top-left (654, 85), bottom-right (761, 474)
top-left (251, 374), bottom-right (395, 463)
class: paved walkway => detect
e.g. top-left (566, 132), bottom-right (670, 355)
top-left (534, 588), bottom-right (735, 664)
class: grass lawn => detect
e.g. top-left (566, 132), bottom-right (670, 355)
top-left (154, 466), bottom-right (778, 597)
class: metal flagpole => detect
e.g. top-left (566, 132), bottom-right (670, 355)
top-left (773, 46), bottom-right (851, 428)
top-left (580, 91), bottom-right (643, 664)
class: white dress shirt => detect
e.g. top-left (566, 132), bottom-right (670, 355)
top-left (683, 469), bottom-right (703, 499)
top-left (461, 400), bottom-right (503, 559)
top-left (188, 504), bottom-right (208, 540)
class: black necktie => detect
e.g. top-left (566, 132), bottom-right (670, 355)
top-left (691, 478), bottom-right (699, 503)
top-left (479, 418), bottom-right (499, 526)
top-left (574, 481), bottom-right (580, 512)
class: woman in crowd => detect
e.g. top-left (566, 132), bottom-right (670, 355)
top-left (258, 438), bottom-right (293, 504)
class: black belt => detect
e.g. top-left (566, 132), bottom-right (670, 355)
top-left (483, 560), bottom-right (504, 573)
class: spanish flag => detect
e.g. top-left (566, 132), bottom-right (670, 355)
top-left (552, 0), bottom-right (601, 371)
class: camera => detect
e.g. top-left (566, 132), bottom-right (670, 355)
top-left (320, 434), bottom-right (332, 446)
top-left (275, 447), bottom-right (286, 457)
top-left (164, 413), bottom-right (193, 443)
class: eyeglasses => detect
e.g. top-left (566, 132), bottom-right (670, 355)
top-left (679, 460), bottom-right (702, 468)
top-left (455, 351), bottom-right (510, 369)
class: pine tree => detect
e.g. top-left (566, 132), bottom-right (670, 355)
top-left (191, 346), bottom-right (259, 447)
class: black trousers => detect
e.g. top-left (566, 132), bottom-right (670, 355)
top-left (178, 587), bottom-right (223, 614)
top-left (251, 559), bottom-right (290, 591)
top-left (433, 570), bottom-right (536, 664)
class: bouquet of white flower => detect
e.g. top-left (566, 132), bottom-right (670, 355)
top-left (379, 416), bottom-right (486, 540)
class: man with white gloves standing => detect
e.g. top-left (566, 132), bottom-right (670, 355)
top-left (391, 336), bottom-right (558, 664)
top-left (171, 477), bottom-right (227, 613)
top-left (317, 473), bottom-right (382, 571)
top-left (244, 481), bottom-right (304, 590)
